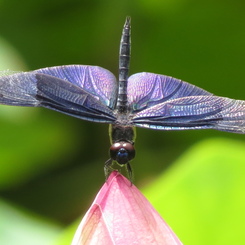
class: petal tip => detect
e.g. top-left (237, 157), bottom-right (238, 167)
top-left (106, 170), bottom-right (132, 187)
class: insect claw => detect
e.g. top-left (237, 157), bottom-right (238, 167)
top-left (125, 162), bottom-right (134, 185)
top-left (104, 158), bottom-right (114, 180)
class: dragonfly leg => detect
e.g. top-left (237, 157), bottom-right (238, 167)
top-left (105, 158), bottom-right (134, 184)
top-left (104, 158), bottom-right (115, 180)
top-left (125, 162), bottom-right (133, 185)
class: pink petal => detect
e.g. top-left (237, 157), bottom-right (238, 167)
top-left (72, 171), bottom-right (182, 245)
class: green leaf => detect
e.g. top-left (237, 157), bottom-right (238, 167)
top-left (143, 138), bottom-right (245, 244)
top-left (0, 36), bottom-right (26, 71)
top-left (0, 109), bottom-right (79, 189)
top-left (54, 221), bottom-right (80, 245)
top-left (0, 199), bottom-right (62, 245)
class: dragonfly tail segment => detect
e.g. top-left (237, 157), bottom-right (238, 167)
top-left (117, 16), bottom-right (131, 114)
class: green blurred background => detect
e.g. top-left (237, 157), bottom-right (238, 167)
top-left (0, 0), bottom-right (244, 244)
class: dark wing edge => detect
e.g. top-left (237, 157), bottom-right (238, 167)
top-left (35, 73), bottom-right (116, 123)
top-left (37, 65), bottom-right (118, 109)
top-left (132, 95), bottom-right (245, 134)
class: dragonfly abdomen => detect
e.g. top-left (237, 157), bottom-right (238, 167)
top-left (116, 16), bottom-right (131, 114)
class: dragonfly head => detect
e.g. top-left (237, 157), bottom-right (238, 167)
top-left (110, 141), bottom-right (135, 165)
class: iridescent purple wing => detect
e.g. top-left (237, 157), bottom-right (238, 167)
top-left (128, 73), bottom-right (245, 134)
top-left (127, 72), bottom-right (211, 111)
top-left (0, 65), bottom-right (117, 123)
top-left (37, 65), bottom-right (117, 109)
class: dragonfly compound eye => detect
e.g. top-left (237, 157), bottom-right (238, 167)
top-left (110, 142), bottom-right (135, 165)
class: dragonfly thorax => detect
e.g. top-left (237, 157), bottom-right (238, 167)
top-left (109, 124), bottom-right (135, 144)
top-left (109, 141), bottom-right (135, 165)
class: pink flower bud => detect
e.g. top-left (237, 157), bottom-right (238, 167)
top-left (72, 171), bottom-right (182, 245)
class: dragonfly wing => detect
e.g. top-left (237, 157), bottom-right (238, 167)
top-left (132, 95), bottom-right (245, 134)
top-left (0, 65), bottom-right (117, 123)
top-left (127, 72), bottom-right (211, 111)
top-left (35, 73), bottom-right (116, 123)
top-left (37, 65), bottom-right (117, 109)
top-left (0, 72), bottom-right (38, 106)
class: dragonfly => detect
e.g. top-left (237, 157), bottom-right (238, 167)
top-left (0, 17), bottom-right (244, 181)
